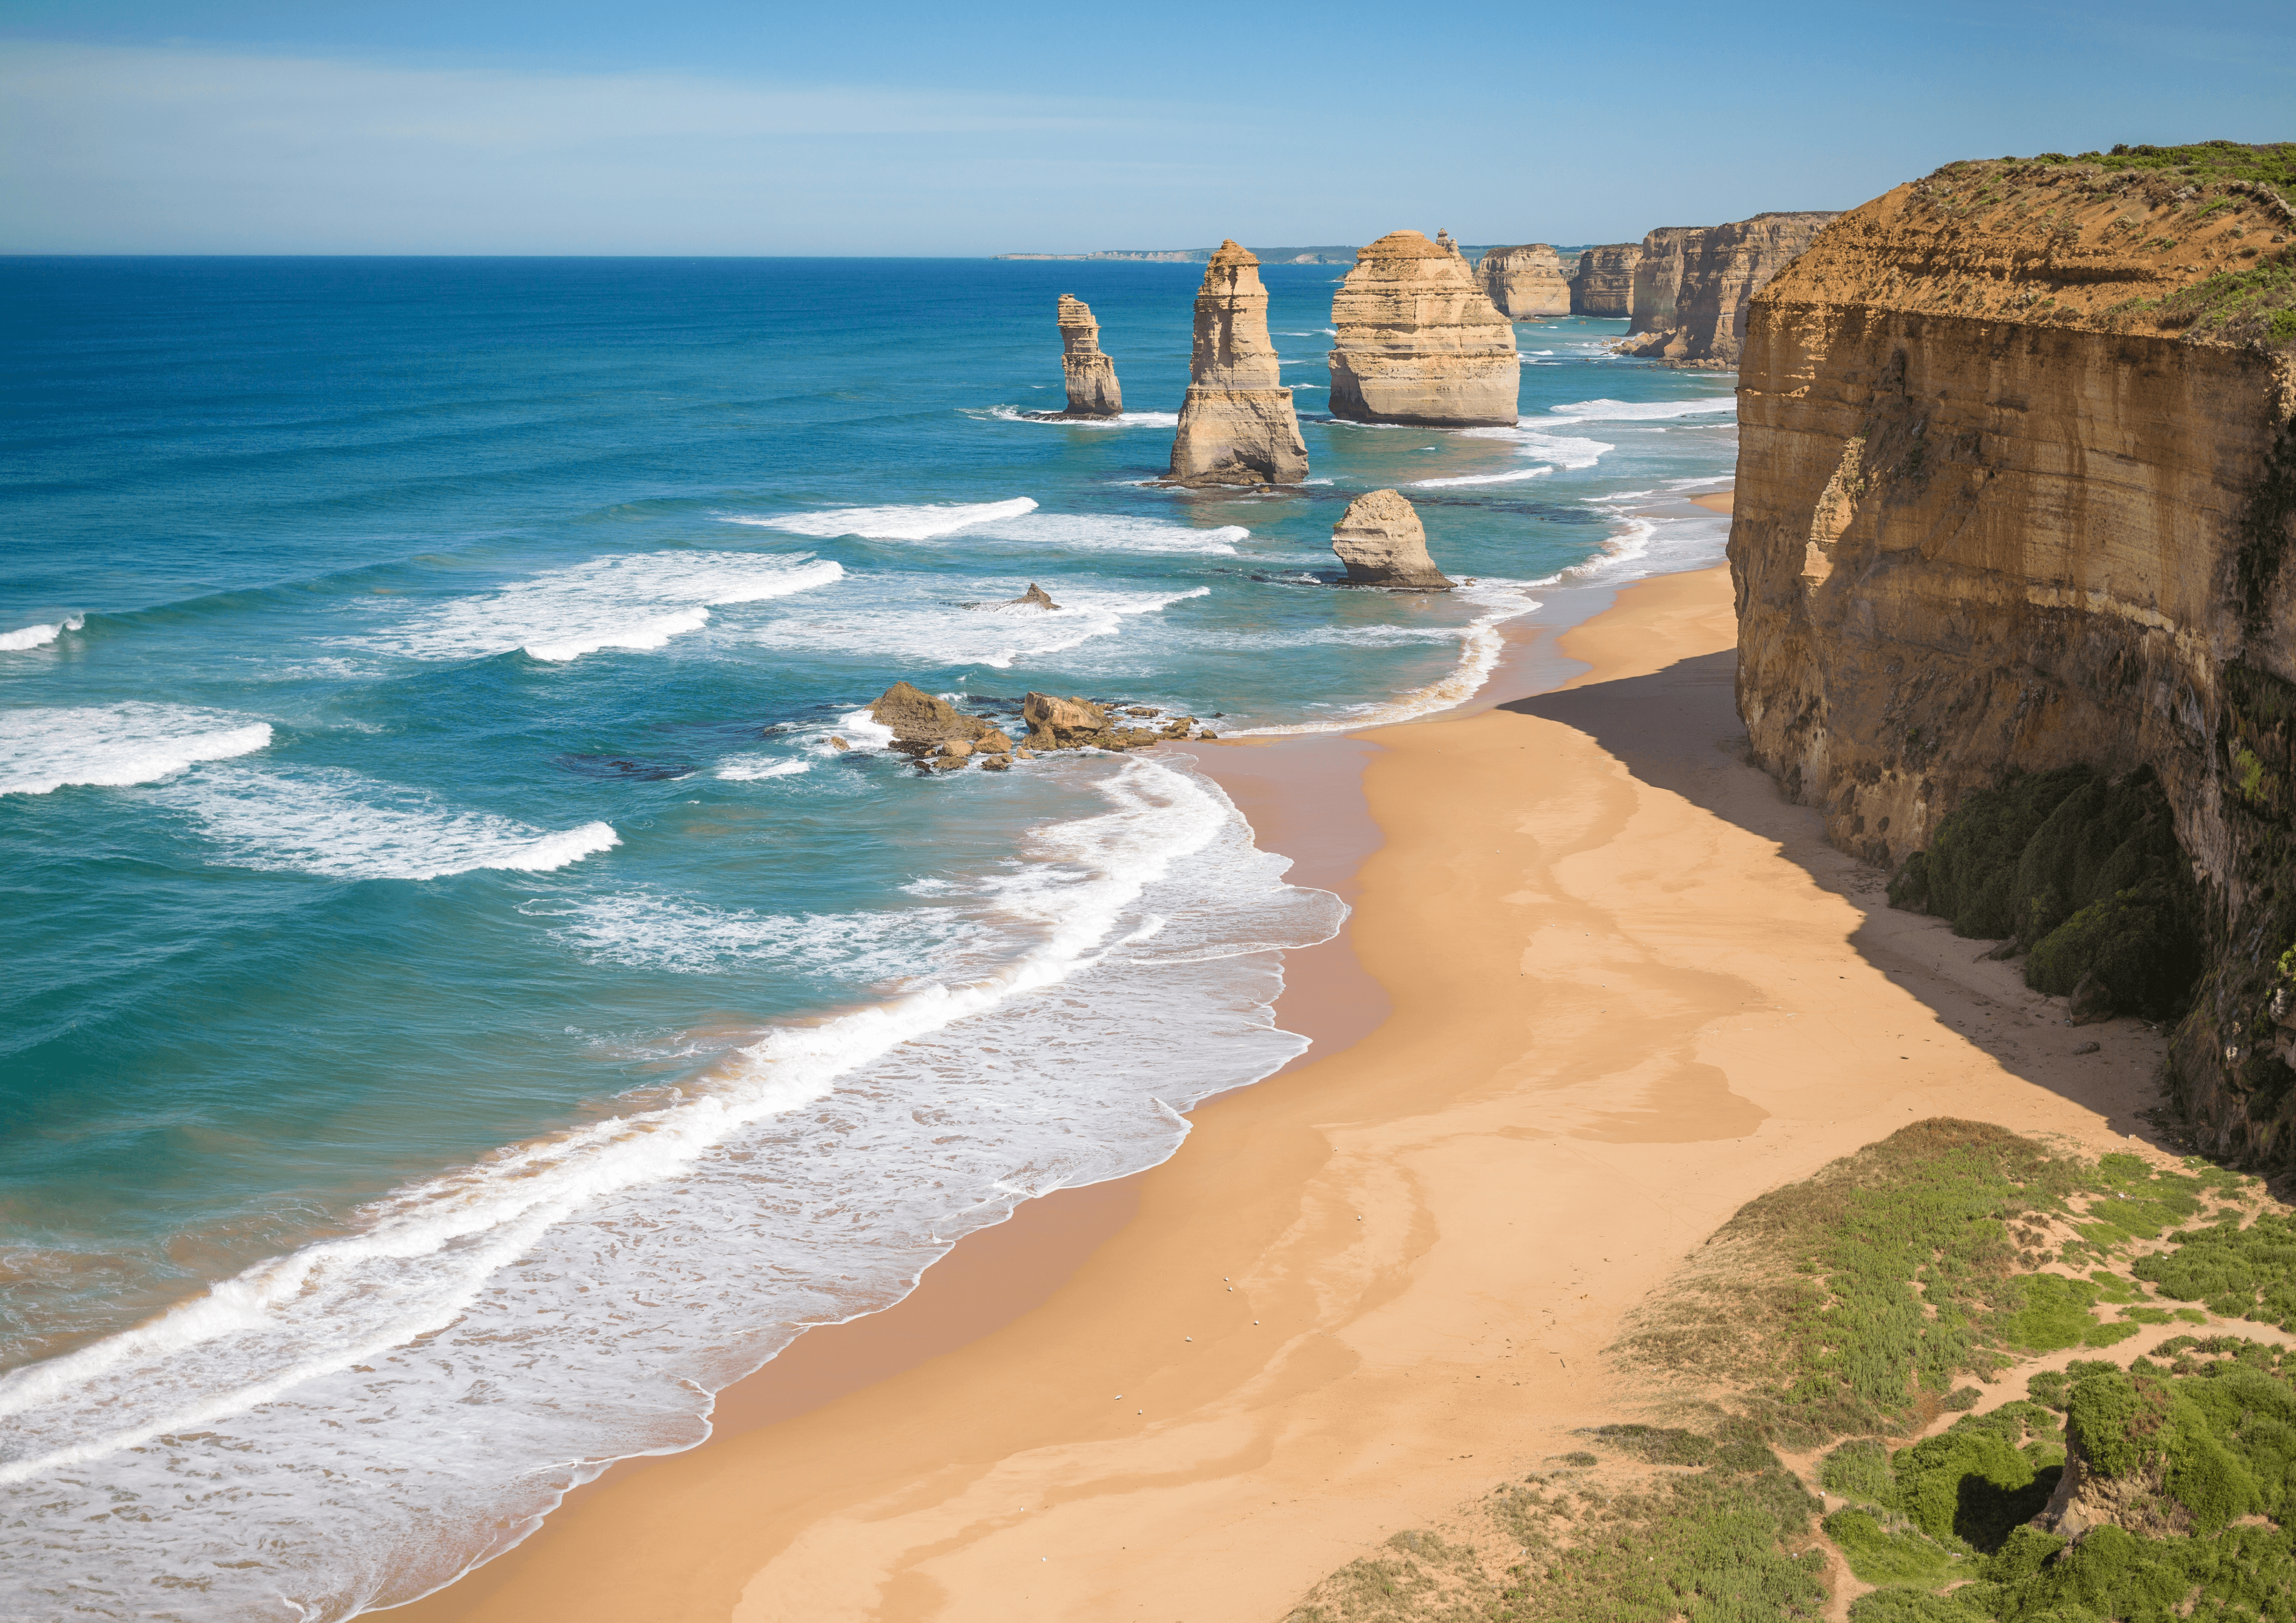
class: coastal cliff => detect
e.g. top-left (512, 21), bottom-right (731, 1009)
top-left (1328, 230), bottom-right (1519, 426)
top-left (1477, 243), bottom-right (1573, 319)
top-left (1729, 141), bottom-right (2296, 1165)
top-left (1621, 212), bottom-right (1838, 365)
top-left (1055, 294), bottom-right (1121, 416)
top-left (1569, 243), bottom-right (1639, 315)
top-left (1168, 241), bottom-right (1309, 485)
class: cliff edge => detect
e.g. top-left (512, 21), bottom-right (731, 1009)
top-left (1621, 212), bottom-right (1839, 365)
top-left (1729, 140), bottom-right (2296, 1165)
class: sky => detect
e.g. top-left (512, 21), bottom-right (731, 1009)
top-left (2, 0), bottom-right (2291, 255)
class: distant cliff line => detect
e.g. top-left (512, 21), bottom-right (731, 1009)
top-left (996, 244), bottom-right (1601, 266)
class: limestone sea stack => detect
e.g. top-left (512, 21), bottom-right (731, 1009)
top-left (1056, 294), bottom-right (1122, 416)
top-left (1167, 241), bottom-right (1310, 486)
top-left (1476, 244), bottom-right (1573, 319)
top-left (1568, 243), bottom-right (1640, 315)
top-left (1330, 489), bottom-right (1452, 590)
top-left (1328, 231), bottom-right (1519, 427)
top-left (1619, 212), bottom-right (1840, 365)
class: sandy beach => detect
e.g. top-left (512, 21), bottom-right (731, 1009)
top-left (394, 556), bottom-right (2168, 1623)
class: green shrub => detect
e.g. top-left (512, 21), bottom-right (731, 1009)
top-left (1821, 1437), bottom-right (1896, 1505)
top-left (1822, 1507), bottom-right (1961, 1587)
top-left (2065, 1366), bottom-right (2144, 1476)
top-left (1845, 1590), bottom-right (1991, 1622)
top-left (1891, 1413), bottom-right (2060, 1550)
top-left (1888, 766), bottom-right (2201, 1016)
top-left (1588, 1424), bottom-right (1712, 1466)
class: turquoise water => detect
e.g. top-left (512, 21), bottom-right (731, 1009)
top-left (0, 257), bottom-right (1734, 1618)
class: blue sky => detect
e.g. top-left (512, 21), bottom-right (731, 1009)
top-left (2, 0), bottom-right (2290, 254)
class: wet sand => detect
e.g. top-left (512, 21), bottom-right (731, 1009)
top-left (393, 561), bottom-right (2166, 1622)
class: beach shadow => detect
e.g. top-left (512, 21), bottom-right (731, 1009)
top-left (1495, 649), bottom-right (2167, 1140)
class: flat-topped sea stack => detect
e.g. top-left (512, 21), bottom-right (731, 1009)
top-left (1328, 230), bottom-right (1519, 426)
top-left (1568, 243), bottom-right (1640, 315)
top-left (1476, 244), bottom-right (1573, 319)
top-left (1055, 294), bottom-right (1122, 416)
top-left (1619, 212), bottom-right (1839, 365)
top-left (1167, 241), bottom-right (1309, 486)
top-left (1330, 489), bottom-right (1452, 590)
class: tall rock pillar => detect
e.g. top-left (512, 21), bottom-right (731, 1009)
top-left (1328, 230), bottom-right (1519, 427)
top-left (1168, 241), bottom-right (1309, 486)
top-left (1478, 244), bottom-right (1574, 319)
top-left (1056, 294), bottom-right (1123, 416)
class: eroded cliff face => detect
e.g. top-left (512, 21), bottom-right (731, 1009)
top-left (1570, 243), bottom-right (1639, 315)
top-left (1056, 294), bottom-right (1122, 416)
top-left (1478, 243), bottom-right (1573, 319)
top-left (1729, 148), bottom-right (2296, 1165)
top-left (1328, 230), bottom-right (1519, 427)
top-left (1169, 241), bottom-right (1308, 485)
top-left (1620, 212), bottom-right (1838, 365)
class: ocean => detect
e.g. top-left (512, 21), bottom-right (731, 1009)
top-left (0, 256), bottom-right (1735, 1619)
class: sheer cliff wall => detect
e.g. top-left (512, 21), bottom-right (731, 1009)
top-left (1729, 147), bottom-right (2296, 1165)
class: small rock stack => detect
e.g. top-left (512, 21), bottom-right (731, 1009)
top-left (1329, 489), bottom-right (1454, 590)
top-left (861, 682), bottom-right (1217, 772)
top-left (1328, 231), bottom-right (1519, 427)
top-left (1056, 294), bottom-right (1123, 416)
top-left (867, 681), bottom-right (1017, 770)
top-left (1167, 241), bottom-right (1309, 486)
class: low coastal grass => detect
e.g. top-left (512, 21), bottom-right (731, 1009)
top-left (1285, 1123), bottom-right (2274, 1621)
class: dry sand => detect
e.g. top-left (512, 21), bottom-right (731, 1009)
top-left (1690, 490), bottom-right (1734, 515)
top-left (394, 562), bottom-right (2169, 1623)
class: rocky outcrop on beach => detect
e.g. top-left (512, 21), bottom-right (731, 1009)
top-left (1328, 230), bottom-right (1519, 426)
top-left (1330, 489), bottom-right (1453, 590)
top-left (1477, 244), bottom-right (1573, 320)
top-left (1007, 583), bottom-right (1060, 610)
top-left (867, 681), bottom-right (1014, 769)
top-left (1056, 295), bottom-right (1123, 416)
top-left (1619, 213), bottom-right (1839, 365)
top-left (1569, 243), bottom-right (1640, 315)
top-left (1168, 241), bottom-right (1310, 486)
top-left (1727, 146), bottom-right (2296, 1168)
top-left (1020, 692), bottom-right (1212, 751)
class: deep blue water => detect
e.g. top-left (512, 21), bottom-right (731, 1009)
top-left (0, 256), bottom-right (1733, 1619)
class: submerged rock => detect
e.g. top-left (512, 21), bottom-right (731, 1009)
top-left (1330, 489), bottom-right (1454, 590)
top-left (1008, 582), bottom-right (1061, 611)
top-left (1478, 244), bottom-right (1574, 319)
top-left (1167, 241), bottom-right (1309, 486)
top-left (1057, 295), bottom-right (1123, 417)
top-left (1328, 230), bottom-right (1519, 426)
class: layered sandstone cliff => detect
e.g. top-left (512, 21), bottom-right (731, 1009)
top-left (1169, 241), bottom-right (1309, 485)
top-left (1620, 212), bottom-right (1839, 365)
top-left (1056, 294), bottom-right (1122, 416)
top-left (1728, 146), bottom-right (2296, 1165)
top-left (1569, 243), bottom-right (1639, 315)
top-left (1477, 243), bottom-right (1573, 319)
top-left (1328, 230), bottom-right (1519, 426)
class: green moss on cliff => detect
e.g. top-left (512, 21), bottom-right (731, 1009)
top-left (1889, 766), bottom-right (2202, 1017)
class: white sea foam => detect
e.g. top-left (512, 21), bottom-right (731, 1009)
top-left (715, 757), bottom-right (813, 781)
top-left (734, 497), bottom-right (1040, 540)
top-left (0, 614), bottom-right (83, 652)
top-left (371, 552), bottom-right (844, 663)
top-left (1458, 424), bottom-right (1613, 470)
top-left (144, 767), bottom-right (619, 880)
top-left (1541, 396), bottom-right (1736, 424)
top-left (0, 758), bottom-right (1343, 1619)
top-left (756, 582), bottom-right (1209, 671)
top-left (974, 406), bottom-right (1180, 430)
top-left (548, 893), bottom-right (991, 980)
top-left (0, 703), bottom-right (273, 796)
top-left (1412, 465), bottom-right (1556, 489)
top-left (1222, 578), bottom-right (1545, 736)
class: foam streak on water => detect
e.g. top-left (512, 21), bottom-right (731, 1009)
top-left (0, 703), bottom-right (274, 796)
top-left (0, 758), bottom-right (1342, 1620)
